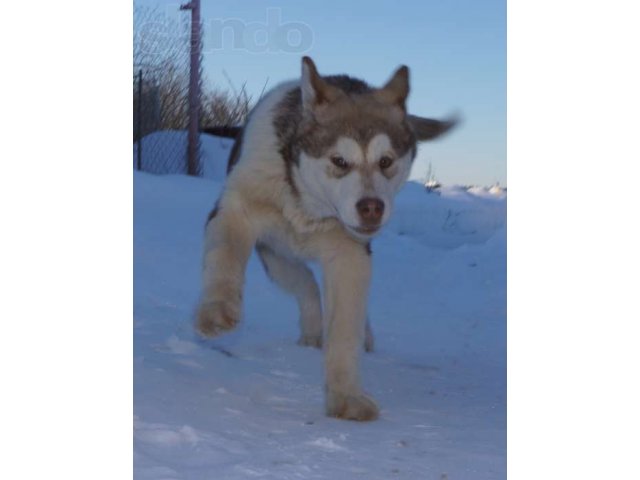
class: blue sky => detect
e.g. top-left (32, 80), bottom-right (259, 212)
top-left (137, 0), bottom-right (505, 186)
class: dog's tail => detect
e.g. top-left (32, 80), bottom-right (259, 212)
top-left (200, 125), bottom-right (242, 139)
top-left (200, 124), bottom-right (245, 176)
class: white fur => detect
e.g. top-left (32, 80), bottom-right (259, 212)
top-left (232, 80), bottom-right (298, 175)
top-left (333, 137), bottom-right (365, 165)
top-left (196, 77), bottom-right (416, 422)
top-left (366, 133), bottom-right (394, 163)
top-left (256, 245), bottom-right (323, 346)
top-left (295, 133), bottom-right (412, 235)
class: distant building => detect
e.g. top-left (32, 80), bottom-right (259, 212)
top-left (424, 179), bottom-right (442, 193)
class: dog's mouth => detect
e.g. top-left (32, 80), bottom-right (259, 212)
top-left (350, 225), bottom-right (381, 236)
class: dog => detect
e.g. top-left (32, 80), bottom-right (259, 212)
top-left (197, 57), bottom-right (457, 421)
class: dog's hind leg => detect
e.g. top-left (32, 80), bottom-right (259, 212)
top-left (197, 199), bottom-right (256, 337)
top-left (256, 243), bottom-right (323, 348)
top-left (364, 317), bottom-right (374, 353)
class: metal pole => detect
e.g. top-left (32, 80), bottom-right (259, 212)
top-left (181, 0), bottom-right (201, 176)
top-left (137, 69), bottom-right (143, 171)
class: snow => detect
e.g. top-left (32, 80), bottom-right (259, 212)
top-left (388, 182), bottom-right (506, 248)
top-left (134, 170), bottom-right (506, 479)
top-left (133, 131), bottom-right (234, 181)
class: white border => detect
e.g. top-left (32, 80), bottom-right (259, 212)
top-left (2, 0), bottom-right (640, 478)
top-left (1, 1), bottom-right (132, 478)
top-left (509, 0), bottom-right (640, 478)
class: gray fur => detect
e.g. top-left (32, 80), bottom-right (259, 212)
top-left (272, 77), bottom-right (417, 169)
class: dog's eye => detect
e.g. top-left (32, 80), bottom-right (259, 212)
top-left (379, 156), bottom-right (394, 170)
top-left (330, 155), bottom-right (349, 170)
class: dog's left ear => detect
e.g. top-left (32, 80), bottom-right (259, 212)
top-left (408, 114), bottom-right (460, 141)
top-left (301, 57), bottom-right (342, 112)
top-left (375, 65), bottom-right (410, 109)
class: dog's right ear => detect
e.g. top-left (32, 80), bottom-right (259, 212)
top-left (301, 57), bottom-right (341, 113)
top-left (376, 65), bottom-right (410, 110)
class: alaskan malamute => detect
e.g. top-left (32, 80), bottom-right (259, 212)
top-left (198, 57), bottom-right (456, 421)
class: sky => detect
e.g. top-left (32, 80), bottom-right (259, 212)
top-left (136, 0), bottom-right (506, 186)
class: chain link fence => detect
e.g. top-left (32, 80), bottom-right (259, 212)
top-left (133, 69), bottom-right (196, 175)
top-left (133, 2), bottom-right (256, 178)
top-left (133, 3), bottom-right (201, 176)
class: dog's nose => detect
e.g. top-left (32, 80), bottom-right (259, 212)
top-left (356, 197), bottom-right (385, 224)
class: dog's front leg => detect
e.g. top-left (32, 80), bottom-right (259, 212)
top-left (197, 199), bottom-right (255, 337)
top-left (322, 242), bottom-right (379, 421)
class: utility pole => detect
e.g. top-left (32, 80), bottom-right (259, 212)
top-left (181, 0), bottom-right (201, 176)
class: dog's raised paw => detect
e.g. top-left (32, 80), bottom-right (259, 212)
top-left (297, 334), bottom-right (322, 349)
top-left (326, 391), bottom-right (379, 421)
top-left (196, 301), bottom-right (239, 337)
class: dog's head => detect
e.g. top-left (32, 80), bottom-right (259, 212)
top-left (292, 57), bottom-right (457, 239)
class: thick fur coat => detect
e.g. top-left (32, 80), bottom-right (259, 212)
top-left (197, 57), bottom-right (456, 421)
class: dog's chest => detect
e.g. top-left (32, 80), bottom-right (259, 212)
top-left (254, 204), bottom-right (342, 263)
top-left (258, 215), bottom-right (319, 262)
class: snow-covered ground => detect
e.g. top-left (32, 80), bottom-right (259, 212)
top-left (134, 167), bottom-right (506, 479)
top-left (133, 131), bottom-right (234, 179)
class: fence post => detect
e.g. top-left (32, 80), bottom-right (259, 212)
top-left (181, 0), bottom-right (201, 176)
top-left (137, 69), bottom-right (143, 171)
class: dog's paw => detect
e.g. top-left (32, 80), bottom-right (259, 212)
top-left (326, 390), bottom-right (379, 421)
top-left (297, 333), bottom-right (322, 349)
top-left (196, 300), bottom-right (239, 337)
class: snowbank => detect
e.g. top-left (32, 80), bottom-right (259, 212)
top-left (133, 130), bottom-right (233, 181)
top-left (387, 181), bottom-right (506, 248)
top-left (134, 171), bottom-right (506, 479)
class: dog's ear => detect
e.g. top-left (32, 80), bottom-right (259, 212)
top-left (301, 57), bottom-right (342, 112)
top-left (407, 114), bottom-right (460, 142)
top-left (375, 65), bottom-right (410, 109)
